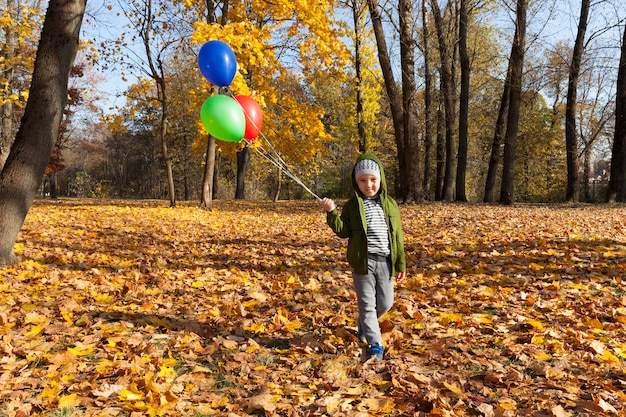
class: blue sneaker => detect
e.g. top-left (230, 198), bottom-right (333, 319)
top-left (368, 344), bottom-right (384, 360)
top-left (357, 323), bottom-right (367, 343)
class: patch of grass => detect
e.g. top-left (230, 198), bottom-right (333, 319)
top-left (201, 360), bottom-right (219, 370)
top-left (215, 373), bottom-right (235, 389)
top-left (256, 353), bottom-right (275, 366)
top-left (48, 408), bottom-right (84, 417)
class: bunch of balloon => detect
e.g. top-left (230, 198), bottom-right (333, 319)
top-left (198, 40), bottom-right (263, 143)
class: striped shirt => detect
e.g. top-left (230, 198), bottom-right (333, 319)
top-left (363, 197), bottom-right (390, 257)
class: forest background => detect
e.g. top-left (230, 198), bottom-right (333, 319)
top-left (2, 0), bottom-right (626, 207)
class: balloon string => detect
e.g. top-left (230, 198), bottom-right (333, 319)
top-left (224, 88), bottom-right (322, 202)
top-left (254, 143), bottom-right (322, 201)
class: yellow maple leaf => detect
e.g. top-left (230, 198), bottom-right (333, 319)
top-left (471, 314), bottom-right (493, 325)
top-left (24, 324), bottom-right (45, 336)
top-left (38, 382), bottom-right (60, 401)
top-left (244, 322), bottom-right (265, 334)
top-left (499, 399), bottom-right (518, 410)
top-left (92, 292), bottom-right (115, 303)
top-left (535, 352), bottom-right (552, 361)
top-left (525, 319), bottom-right (543, 330)
top-left (24, 311), bottom-right (48, 324)
top-left (614, 345), bottom-right (626, 358)
top-left (439, 312), bottom-right (463, 325)
top-left (68, 344), bottom-right (95, 356)
top-left (58, 393), bottom-right (81, 408)
top-left (443, 381), bottom-right (464, 395)
top-left (597, 350), bottom-right (621, 365)
top-left (162, 358), bottom-right (178, 367)
top-left (118, 389), bottom-right (145, 401)
top-left (61, 310), bottom-right (74, 325)
top-left (585, 317), bottom-right (603, 329)
top-left (95, 359), bottom-right (117, 374)
top-left (157, 365), bottom-right (177, 379)
top-left (242, 299), bottom-right (257, 308)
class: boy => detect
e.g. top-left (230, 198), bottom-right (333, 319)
top-left (321, 153), bottom-right (406, 360)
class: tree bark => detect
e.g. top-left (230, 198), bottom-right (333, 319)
top-left (200, 135), bottom-right (216, 210)
top-left (141, 0), bottom-right (176, 207)
top-left (199, 2), bottom-right (218, 209)
top-left (421, 0), bottom-right (433, 200)
top-left (399, 0), bottom-right (423, 202)
top-left (435, 104), bottom-right (445, 200)
top-left (607, 23), bottom-right (626, 202)
top-left (367, 0), bottom-right (406, 199)
top-left (159, 100), bottom-right (176, 207)
top-left (431, 0), bottom-right (456, 202)
top-left (352, 0), bottom-right (367, 153)
top-left (483, 67), bottom-right (511, 203)
top-left (456, 0), bottom-right (469, 202)
top-left (565, 0), bottom-right (589, 202)
top-left (273, 165), bottom-right (282, 202)
top-left (499, 0), bottom-right (527, 205)
top-left (0, 0), bottom-right (18, 172)
top-left (235, 145), bottom-right (250, 199)
top-left (50, 172), bottom-right (58, 199)
top-left (583, 146), bottom-right (592, 202)
top-left (0, 0), bottom-right (86, 265)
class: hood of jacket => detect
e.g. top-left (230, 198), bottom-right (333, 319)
top-left (351, 153), bottom-right (388, 199)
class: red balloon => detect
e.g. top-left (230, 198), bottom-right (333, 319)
top-left (235, 95), bottom-right (263, 139)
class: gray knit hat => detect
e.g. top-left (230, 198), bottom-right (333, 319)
top-left (354, 159), bottom-right (380, 181)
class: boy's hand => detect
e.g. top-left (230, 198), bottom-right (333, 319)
top-left (396, 271), bottom-right (406, 281)
top-left (321, 197), bottom-right (336, 212)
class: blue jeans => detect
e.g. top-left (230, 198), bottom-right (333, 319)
top-left (353, 256), bottom-right (394, 346)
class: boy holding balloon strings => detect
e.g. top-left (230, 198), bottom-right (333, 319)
top-left (320, 153), bottom-right (406, 361)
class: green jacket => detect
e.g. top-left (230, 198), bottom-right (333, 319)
top-left (326, 153), bottom-right (406, 276)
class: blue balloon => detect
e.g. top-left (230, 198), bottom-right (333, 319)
top-left (198, 41), bottom-right (237, 87)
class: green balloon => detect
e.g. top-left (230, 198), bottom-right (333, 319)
top-left (200, 95), bottom-right (245, 142)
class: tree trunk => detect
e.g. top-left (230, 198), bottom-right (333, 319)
top-left (367, 0), bottom-right (406, 199)
top-left (607, 23), bottom-right (626, 202)
top-left (583, 146), bottom-right (592, 202)
top-left (213, 153), bottom-right (220, 196)
top-left (483, 69), bottom-right (510, 203)
top-left (183, 135), bottom-right (190, 201)
top-left (160, 102), bottom-right (176, 207)
top-left (565, 0), bottom-right (589, 202)
top-left (431, 0), bottom-right (456, 202)
top-left (0, 0), bottom-right (86, 265)
top-left (435, 104), bottom-right (445, 200)
top-left (141, 0), bottom-right (176, 207)
top-left (200, 135), bottom-right (216, 210)
top-left (421, 0), bottom-right (433, 200)
top-left (0, 0), bottom-right (18, 172)
top-left (50, 172), bottom-right (58, 199)
top-left (399, 0), bottom-right (422, 202)
top-left (235, 145), bottom-right (250, 199)
top-left (352, 0), bottom-right (367, 153)
top-left (456, 0), bottom-right (469, 202)
top-left (199, 5), bottom-right (218, 209)
top-left (273, 166), bottom-right (282, 202)
top-left (499, 0), bottom-right (527, 205)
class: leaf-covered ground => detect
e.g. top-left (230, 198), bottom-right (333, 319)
top-left (2, 199), bottom-right (626, 417)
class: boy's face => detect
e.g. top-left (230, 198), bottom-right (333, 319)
top-left (356, 174), bottom-right (380, 198)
